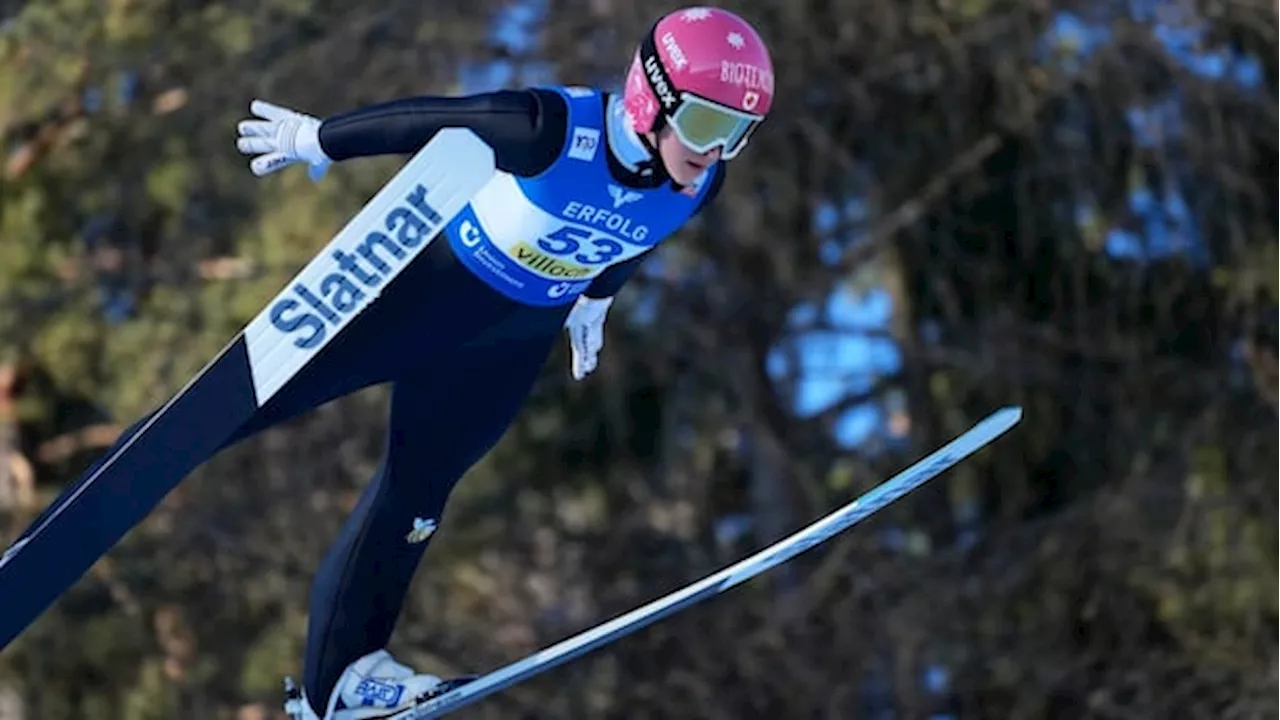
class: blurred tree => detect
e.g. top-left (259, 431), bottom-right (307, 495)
top-left (0, 0), bottom-right (1274, 718)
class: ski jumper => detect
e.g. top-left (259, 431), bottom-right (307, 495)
top-left (293, 86), bottom-right (721, 705)
top-left (24, 86), bottom-right (725, 706)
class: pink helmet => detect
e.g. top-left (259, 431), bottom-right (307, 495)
top-left (623, 7), bottom-right (775, 160)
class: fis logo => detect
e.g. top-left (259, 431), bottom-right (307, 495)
top-left (268, 185), bottom-right (442, 350)
top-left (608, 184), bottom-right (642, 209)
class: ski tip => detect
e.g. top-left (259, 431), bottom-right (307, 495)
top-left (976, 406), bottom-right (1024, 435)
top-left (996, 405), bottom-right (1024, 424)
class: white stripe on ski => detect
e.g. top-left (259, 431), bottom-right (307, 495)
top-left (245, 128), bottom-right (496, 404)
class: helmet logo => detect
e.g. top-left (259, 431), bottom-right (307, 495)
top-left (644, 55), bottom-right (679, 110)
top-left (719, 61), bottom-right (775, 94)
top-left (742, 90), bottom-right (760, 111)
top-left (660, 32), bottom-right (688, 70)
top-left (726, 32), bottom-right (745, 50)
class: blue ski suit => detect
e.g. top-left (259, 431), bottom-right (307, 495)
top-left (240, 86), bottom-right (724, 704)
top-left (7, 85), bottom-right (726, 705)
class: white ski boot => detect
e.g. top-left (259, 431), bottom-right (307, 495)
top-left (283, 649), bottom-right (468, 720)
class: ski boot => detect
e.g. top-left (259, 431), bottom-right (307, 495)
top-left (282, 649), bottom-right (474, 720)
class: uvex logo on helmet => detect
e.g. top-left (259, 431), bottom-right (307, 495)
top-left (660, 32), bottom-right (689, 70)
top-left (644, 55), bottom-right (678, 110)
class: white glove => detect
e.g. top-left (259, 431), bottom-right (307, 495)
top-left (235, 99), bottom-right (332, 181)
top-left (564, 296), bottom-right (613, 381)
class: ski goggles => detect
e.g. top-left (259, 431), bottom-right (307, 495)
top-left (666, 93), bottom-right (763, 160)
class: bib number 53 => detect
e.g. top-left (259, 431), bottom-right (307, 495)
top-left (537, 226), bottom-right (624, 265)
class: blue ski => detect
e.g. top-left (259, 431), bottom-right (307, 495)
top-left (0, 129), bottom-right (497, 651)
top-left (391, 406), bottom-right (1022, 718)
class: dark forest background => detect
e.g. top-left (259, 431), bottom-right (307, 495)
top-left (0, 0), bottom-right (1275, 717)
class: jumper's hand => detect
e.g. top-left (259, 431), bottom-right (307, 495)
top-left (564, 296), bottom-right (613, 381)
top-left (236, 99), bottom-right (331, 181)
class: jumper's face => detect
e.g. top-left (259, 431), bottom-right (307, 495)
top-left (654, 126), bottom-right (721, 186)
